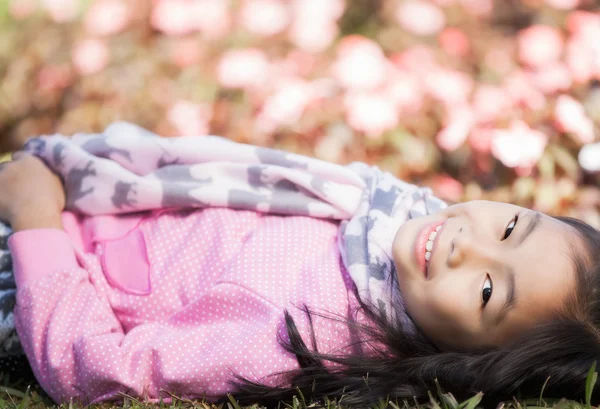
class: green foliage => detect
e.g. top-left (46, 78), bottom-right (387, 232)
top-left (585, 361), bottom-right (597, 409)
top-left (0, 378), bottom-right (596, 409)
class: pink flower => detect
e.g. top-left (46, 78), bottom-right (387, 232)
top-left (37, 65), bottom-right (73, 91)
top-left (430, 174), bottom-right (464, 202)
top-left (468, 127), bottom-right (494, 154)
top-left (169, 38), bottom-right (203, 68)
top-left (459, 0), bottom-right (493, 17)
top-left (256, 77), bottom-right (316, 131)
top-left (9, 0), bottom-right (37, 20)
top-left (217, 48), bottom-right (270, 89)
top-left (331, 36), bottom-right (388, 90)
top-left (391, 46), bottom-right (438, 75)
top-left (431, 0), bottom-right (456, 6)
top-left (518, 25), bottom-right (564, 68)
top-left (578, 142), bottom-right (600, 172)
top-left (383, 71), bottom-right (424, 113)
top-left (289, 0), bottom-right (344, 52)
top-left (491, 120), bottom-right (548, 168)
top-left (344, 92), bottom-right (399, 138)
top-left (567, 11), bottom-right (600, 39)
top-left (566, 37), bottom-right (595, 83)
top-left (554, 95), bottom-right (595, 145)
top-left (438, 28), bottom-right (470, 57)
top-left (151, 0), bottom-right (230, 37)
top-left (472, 85), bottom-right (512, 123)
top-left (564, 13), bottom-right (600, 83)
top-left (283, 50), bottom-right (317, 77)
top-left (289, 17), bottom-right (338, 52)
top-left (545, 0), bottom-right (580, 9)
top-left (188, 0), bottom-right (231, 38)
top-left (167, 101), bottom-right (212, 136)
top-left (436, 105), bottom-right (475, 151)
top-left (527, 63), bottom-right (572, 94)
top-left (240, 0), bottom-right (289, 37)
top-left (72, 38), bottom-right (110, 75)
top-left (504, 71), bottom-right (546, 110)
top-left (425, 69), bottom-right (473, 105)
top-left (292, 0), bottom-right (345, 21)
top-left (396, 1), bottom-right (446, 36)
top-left (84, 0), bottom-right (131, 36)
top-left (41, 0), bottom-right (78, 23)
top-left (151, 0), bottom-right (193, 36)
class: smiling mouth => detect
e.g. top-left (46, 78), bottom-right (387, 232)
top-left (425, 224), bottom-right (442, 274)
top-left (415, 220), bottom-right (445, 279)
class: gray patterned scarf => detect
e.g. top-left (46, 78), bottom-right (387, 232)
top-left (0, 221), bottom-right (21, 357)
top-left (2, 122), bottom-right (446, 350)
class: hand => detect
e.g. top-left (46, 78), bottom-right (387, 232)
top-left (0, 152), bottom-right (66, 230)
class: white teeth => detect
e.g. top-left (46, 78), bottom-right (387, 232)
top-left (425, 225), bottom-right (441, 268)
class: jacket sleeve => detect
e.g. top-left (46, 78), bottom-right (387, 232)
top-left (9, 228), bottom-right (153, 404)
top-left (9, 229), bottom-right (298, 405)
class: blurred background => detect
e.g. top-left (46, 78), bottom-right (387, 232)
top-left (0, 0), bottom-right (599, 224)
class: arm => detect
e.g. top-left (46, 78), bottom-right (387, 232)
top-left (10, 212), bottom-right (63, 231)
top-left (0, 152), bottom-right (65, 231)
top-left (8, 229), bottom-right (158, 403)
top-left (10, 231), bottom-right (292, 404)
top-left (1, 155), bottom-right (162, 403)
top-left (2, 153), bottom-right (297, 404)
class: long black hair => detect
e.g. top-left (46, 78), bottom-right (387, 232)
top-left (228, 216), bottom-right (600, 408)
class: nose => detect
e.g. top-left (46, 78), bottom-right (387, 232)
top-left (447, 224), bottom-right (497, 268)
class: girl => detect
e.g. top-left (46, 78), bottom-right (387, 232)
top-left (0, 122), bottom-right (599, 407)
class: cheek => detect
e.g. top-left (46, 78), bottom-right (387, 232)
top-left (401, 280), bottom-right (472, 341)
top-left (401, 282), bottom-right (450, 327)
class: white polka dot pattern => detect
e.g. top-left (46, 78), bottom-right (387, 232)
top-left (13, 208), bottom-right (360, 405)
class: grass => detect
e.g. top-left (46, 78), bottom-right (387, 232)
top-left (1, 363), bottom-right (598, 409)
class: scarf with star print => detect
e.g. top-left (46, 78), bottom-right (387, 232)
top-left (17, 121), bottom-right (447, 328)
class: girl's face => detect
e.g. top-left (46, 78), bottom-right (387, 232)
top-left (392, 200), bottom-right (581, 350)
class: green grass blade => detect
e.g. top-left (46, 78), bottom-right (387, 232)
top-left (440, 393), bottom-right (459, 409)
top-left (586, 360), bottom-right (597, 409)
top-left (538, 375), bottom-right (550, 407)
top-left (227, 394), bottom-right (243, 409)
top-left (458, 392), bottom-right (483, 409)
top-left (0, 386), bottom-right (27, 399)
top-left (428, 390), bottom-right (442, 409)
top-left (16, 385), bottom-right (30, 409)
top-left (434, 379), bottom-right (449, 409)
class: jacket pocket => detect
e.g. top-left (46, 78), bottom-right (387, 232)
top-left (99, 229), bottom-right (151, 295)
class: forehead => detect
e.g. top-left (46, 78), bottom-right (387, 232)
top-left (495, 215), bottom-right (580, 343)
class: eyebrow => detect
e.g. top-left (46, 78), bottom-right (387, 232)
top-left (517, 211), bottom-right (541, 246)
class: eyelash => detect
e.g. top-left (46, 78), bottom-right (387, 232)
top-left (502, 215), bottom-right (518, 240)
top-left (482, 215), bottom-right (519, 307)
top-left (482, 275), bottom-right (492, 307)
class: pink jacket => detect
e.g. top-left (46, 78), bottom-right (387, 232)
top-left (10, 208), bottom-right (360, 405)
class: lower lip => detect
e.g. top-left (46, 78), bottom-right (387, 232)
top-left (414, 221), bottom-right (444, 278)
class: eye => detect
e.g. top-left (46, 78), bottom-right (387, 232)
top-left (482, 275), bottom-right (493, 307)
top-left (502, 215), bottom-right (518, 240)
